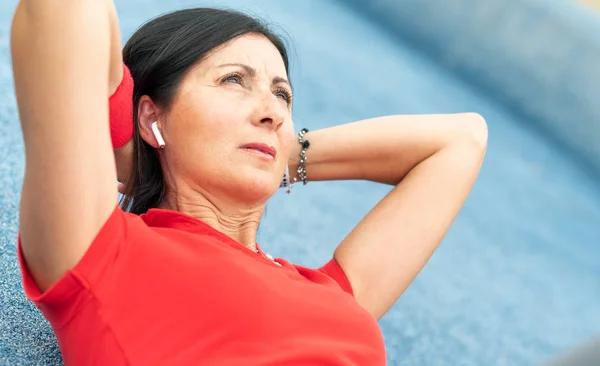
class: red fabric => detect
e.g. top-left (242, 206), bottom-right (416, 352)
top-left (18, 207), bottom-right (386, 365)
top-left (109, 63), bottom-right (134, 149)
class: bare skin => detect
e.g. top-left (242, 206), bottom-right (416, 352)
top-left (13, 0), bottom-right (487, 321)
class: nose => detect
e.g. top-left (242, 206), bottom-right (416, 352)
top-left (251, 91), bottom-right (285, 130)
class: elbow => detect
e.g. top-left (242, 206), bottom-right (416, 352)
top-left (459, 112), bottom-right (488, 152)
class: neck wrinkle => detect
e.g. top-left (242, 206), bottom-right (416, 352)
top-left (160, 190), bottom-right (264, 251)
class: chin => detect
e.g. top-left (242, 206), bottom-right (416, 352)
top-left (234, 172), bottom-right (280, 204)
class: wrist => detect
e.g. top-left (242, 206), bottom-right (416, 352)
top-left (287, 144), bottom-right (301, 181)
top-left (109, 62), bottom-right (134, 149)
top-left (289, 128), bottom-right (311, 185)
top-left (281, 128), bottom-right (312, 192)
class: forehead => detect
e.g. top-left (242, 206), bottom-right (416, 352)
top-left (200, 33), bottom-right (287, 76)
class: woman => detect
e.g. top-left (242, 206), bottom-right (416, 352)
top-left (11, 1), bottom-right (487, 365)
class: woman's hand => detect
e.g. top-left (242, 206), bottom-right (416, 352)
top-left (296, 113), bottom-right (488, 319)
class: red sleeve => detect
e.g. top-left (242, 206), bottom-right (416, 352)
top-left (109, 63), bottom-right (134, 149)
top-left (18, 206), bottom-right (128, 328)
top-left (317, 258), bottom-right (354, 296)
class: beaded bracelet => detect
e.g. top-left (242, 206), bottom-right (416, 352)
top-left (293, 128), bottom-right (310, 186)
top-left (280, 128), bottom-right (310, 194)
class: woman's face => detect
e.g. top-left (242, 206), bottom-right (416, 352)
top-left (151, 33), bottom-right (295, 205)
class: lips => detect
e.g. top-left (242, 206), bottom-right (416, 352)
top-left (241, 143), bottom-right (277, 158)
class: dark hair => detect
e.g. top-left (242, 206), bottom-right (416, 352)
top-left (120, 8), bottom-right (291, 214)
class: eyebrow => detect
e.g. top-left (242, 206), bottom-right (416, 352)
top-left (217, 63), bottom-right (290, 87)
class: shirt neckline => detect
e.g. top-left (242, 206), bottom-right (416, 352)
top-left (140, 208), bottom-right (281, 267)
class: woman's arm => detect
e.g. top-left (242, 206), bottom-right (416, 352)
top-left (12, 0), bottom-right (121, 291)
top-left (293, 113), bottom-right (488, 319)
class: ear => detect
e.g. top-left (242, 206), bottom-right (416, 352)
top-left (138, 95), bottom-right (165, 149)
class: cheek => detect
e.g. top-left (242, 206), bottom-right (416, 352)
top-left (170, 91), bottom-right (243, 146)
top-left (280, 122), bottom-right (296, 156)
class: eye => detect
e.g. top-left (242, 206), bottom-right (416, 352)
top-left (274, 87), bottom-right (293, 105)
top-left (221, 72), bottom-right (243, 85)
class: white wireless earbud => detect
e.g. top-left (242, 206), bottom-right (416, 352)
top-left (151, 121), bottom-right (165, 148)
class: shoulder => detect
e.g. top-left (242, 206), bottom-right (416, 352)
top-left (291, 258), bottom-right (354, 296)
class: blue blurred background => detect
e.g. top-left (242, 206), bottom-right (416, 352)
top-left (1, 0), bottom-right (599, 365)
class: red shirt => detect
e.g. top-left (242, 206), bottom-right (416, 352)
top-left (19, 206), bottom-right (386, 365)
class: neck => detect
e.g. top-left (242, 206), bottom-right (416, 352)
top-left (160, 190), bottom-right (264, 251)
